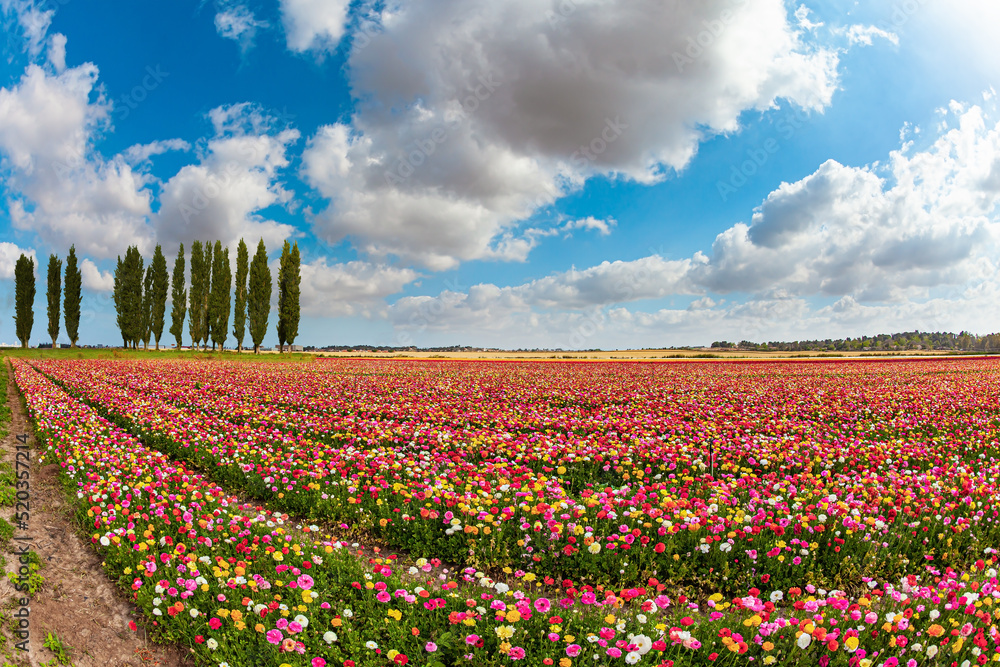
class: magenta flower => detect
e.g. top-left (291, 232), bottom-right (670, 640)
top-left (266, 630), bottom-right (283, 645)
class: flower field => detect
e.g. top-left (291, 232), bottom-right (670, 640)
top-left (13, 356), bottom-right (1000, 666)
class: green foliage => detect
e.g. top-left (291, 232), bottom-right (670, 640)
top-left (6, 551), bottom-right (44, 595)
top-left (63, 245), bottom-right (82, 347)
top-left (248, 239), bottom-right (271, 354)
top-left (276, 240), bottom-right (301, 352)
top-left (209, 241), bottom-right (231, 350)
top-left (113, 246), bottom-right (144, 349)
top-left (14, 254), bottom-right (35, 349)
top-left (201, 240), bottom-right (213, 349)
top-left (149, 244), bottom-right (170, 350)
top-left (0, 517), bottom-right (12, 546)
top-left (46, 254), bottom-right (62, 348)
top-left (233, 238), bottom-right (249, 351)
top-left (188, 241), bottom-right (206, 349)
top-left (42, 631), bottom-right (72, 665)
top-left (169, 243), bottom-right (186, 349)
top-left (141, 264), bottom-right (154, 349)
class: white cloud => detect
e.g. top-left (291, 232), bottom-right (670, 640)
top-left (300, 258), bottom-right (419, 317)
top-left (1, 0), bottom-right (53, 58)
top-left (279, 0), bottom-right (351, 55)
top-left (47, 32), bottom-right (66, 72)
top-left (80, 258), bottom-right (113, 291)
top-left (838, 24), bottom-right (898, 47)
top-left (562, 216), bottom-right (616, 236)
top-left (153, 104), bottom-right (301, 251)
top-left (0, 242), bottom-right (35, 280)
top-left (0, 63), bottom-right (154, 258)
top-left (387, 102), bottom-right (1000, 347)
top-left (215, 4), bottom-right (268, 52)
top-left (302, 0), bottom-right (841, 270)
top-left (122, 138), bottom-right (191, 165)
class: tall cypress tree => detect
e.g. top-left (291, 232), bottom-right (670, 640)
top-left (201, 241), bottom-right (213, 350)
top-left (209, 241), bottom-right (231, 350)
top-left (248, 239), bottom-right (271, 354)
top-left (188, 241), bottom-right (205, 349)
top-left (169, 244), bottom-right (186, 350)
top-left (232, 239), bottom-right (249, 352)
top-left (114, 246), bottom-right (144, 348)
top-left (277, 241), bottom-right (301, 353)
top-left (46, 254), bottom-right (62, 348)
top-left (149, 245), bottom-right (169, 350)
top-left (64, 245), bottom-right (82, 348)
top-left (14, 254), bottom-right (35, 349)
top-left (141, 265), bottom-right (154, 349)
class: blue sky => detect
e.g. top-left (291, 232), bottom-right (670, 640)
top-left (2, 0), bottom-right (1000, 349)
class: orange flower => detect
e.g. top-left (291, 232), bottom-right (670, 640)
top-left (927, 624), bottom-right (945, 637)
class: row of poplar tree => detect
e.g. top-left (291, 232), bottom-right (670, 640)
top-left (11, 247), bottom-right (83, 349)
top-left (11, 239), bottom-right (302, 354)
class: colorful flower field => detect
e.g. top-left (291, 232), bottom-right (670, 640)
top-left (13, 356), bottom-right (1000, 666)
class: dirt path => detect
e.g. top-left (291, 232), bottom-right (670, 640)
top-left (1, 360), bottom-right (193, 667)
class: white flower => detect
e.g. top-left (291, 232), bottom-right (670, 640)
top-left (929, 609), bottom-right (940, 619)
top-left (323, 631), bottom-right (338, 644)
top-left (100, 536), bottom-right (110, 546)
top-left (343, 608), bottom-right (354, 618)
top-left (719, 542), bottom-right (732, 552)
top-left (206, 638), bottom-right (218, 650)
top-left (588, 543), bottom-right (601, 554)
top-left (926, 645), bottom-right (939, 658)
top-left (494, 583), bottom-right (510, 594)
top-left (796, 634), bottom-right (812, 649)
top-left (189, 608), bottom-right (200, 618)
top-left (625, 652), bottom-right (641, 664)
top-left (632, 635), bottom-right (652, 654)
top-left (366, 641), bottom-right (378, 650)
top-left (294, 614), bottom-right (308, 628)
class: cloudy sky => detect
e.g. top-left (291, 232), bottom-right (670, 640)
top-left (2, 0), bottom-right (1000, 349)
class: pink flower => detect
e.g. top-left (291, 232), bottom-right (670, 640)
top-left (376, 591), bottom-right (391, 602)
top-left (208, 617), bottom-right (222, 630)
top-left (566, 645), bottom-right (582, 657)
top-left (465, 634), bottom-right (480, 645)
top-left (266, 630), bottom-right (283, 645)
top-left (276, 618), bottom-right (289, 629)
top-left (289, 622), bottom-right (303, 634)
top-left (311, 658), bottom-right (327, 667)
top-left (509, 646), bottom-right (526, 660)
top-left (425, 642), bottom-right (438, 652)
top-left (533, 598), bottom-right (551, 613)
top-left (297, 574), bottom-right (314, 590)
top-left (606, 647), bottom-right (622, 658)
top-left (581, 592), bottom-right (597, 605)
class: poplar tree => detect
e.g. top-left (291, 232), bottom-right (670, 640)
top-left (188, 241), bottom-right (205, 349)
top-left (248, 239), bottom-right (271, 354)
top-left (149, 245), bottom-right (169, 350)
top-left (63, 245), bottom-right (82, 348)
top-left (14, 254), bottom-right (35, 349)
top-left (232, 239), bottom-right (248, 352)
top-left (141, 265), bottom-right (154, 349)
top-left (46, 254), bottom-right (62, 348)
top-left (209, 241), bottom-right (231, 350)
top-left (169, 244), bottom-right (186, 350)
top-left (276, 241), bottom-right (301, 353)
top-left (114, 246), bottom-right (143, 348)
top-left (200, 241), bottom-right (214, 350)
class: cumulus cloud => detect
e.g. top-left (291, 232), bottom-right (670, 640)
top-left (154, 104), bottom-right (300, 251)
top-left (122, 138), bottom-right (191, 165)
top-left (279, 0), bottom-right (351, 55)
top-left (80, 258), bottom-right (113, 291)
top-left (388, 102), bottom-right (1000, 347)
top-left (562, 216), bottom-right (616, 236)
top-left (299, 258), bottom-right (419, 317)
top-left (0, 63), bottom-right (154, 258)
top-left (302, 0), bottom-right (841, 269)
top-left (215, 4), bottom-right (268, 52)
top-left (0, 242), bottom-right (35, 280)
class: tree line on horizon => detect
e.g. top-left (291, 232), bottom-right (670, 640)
top-left (711, 330), bottom-right (1000, 352)
top-left (11, 239), bottom-right (302, 354)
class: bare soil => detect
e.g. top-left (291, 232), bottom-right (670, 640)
top-left (0, 360), bottom-right (193, 667)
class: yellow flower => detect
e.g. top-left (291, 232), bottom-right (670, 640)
top-left (496, 625), bottom-right (515, 639)
top-left (506, 610), bottom-right (521, 623)
top-left (763, 657), bottom-right (776, 665)
top-left (387, 609), bottom-right (402, 621)
top-left (845, 636), bottom-right (859, 652)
